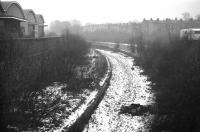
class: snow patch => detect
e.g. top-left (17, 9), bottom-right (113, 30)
top-left (85, 50), bottom-right (155, 132)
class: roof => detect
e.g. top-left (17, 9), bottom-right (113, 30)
top-left (0, 1), bottom-right (45, 25)
top-left (1, 1), bottom-right (13, 11)
top-left (181, 28), bottom-right (200, 31)
top-left (0, 16), bottom-right (26, 21)
top-left (36, 14), bottom-right (45, 25)
top-left (189, 28), bottom-right (200, 31)
top-left (0, 1), bottom-right (25, 19)
top-left (0, 2), bottom-right (5, 13)
top-left (23, 9), bottom-right (37, 24)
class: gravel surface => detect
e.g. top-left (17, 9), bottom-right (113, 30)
top-left (84, 50), bottom-right (155, 132)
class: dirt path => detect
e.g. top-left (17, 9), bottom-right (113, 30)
top-left (84, 50), bottom-right (154, 132)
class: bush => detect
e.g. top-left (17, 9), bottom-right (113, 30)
top-left (135, 39), bottom-right (200, 131)
top-left (0, 31), bottom-right (90, 130)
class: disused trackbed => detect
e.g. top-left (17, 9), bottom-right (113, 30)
top-left (85, 50), bottom-right (154, 132)
top-left (65, 50), bottom-right (112, 132)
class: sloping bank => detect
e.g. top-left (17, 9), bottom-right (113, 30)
top-left (55, 49), bottom-right (112, 132)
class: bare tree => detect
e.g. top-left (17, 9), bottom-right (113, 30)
top-left (196, 14), bottom-right (200, 21)
top-left (182, 12), bottom-right (192, 21)
top-left (70, 19), bottom-right (82, 34)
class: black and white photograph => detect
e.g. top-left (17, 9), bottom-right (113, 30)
top-left (0, 0), bottom-right (200, 131)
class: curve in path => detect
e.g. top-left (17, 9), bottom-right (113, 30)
top-left (84, 50), bottom-right (154, 132)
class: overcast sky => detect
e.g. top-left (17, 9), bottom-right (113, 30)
top-left (4, 0), bottom-right (200, 25)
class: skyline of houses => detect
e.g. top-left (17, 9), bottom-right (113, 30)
top-left (82, 18), bottom-right (200, 43)
top-left (0, 0), bottom-right (199, 42)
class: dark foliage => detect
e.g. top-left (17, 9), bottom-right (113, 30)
top-left (135, 39), bottom-right (200, 132)
top-left (0, 32), bottom-right (90, 131)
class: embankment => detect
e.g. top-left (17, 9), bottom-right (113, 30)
top-left (63, 50), bottom-right (112, 132)
top-left (135, 40), bottom-right (200, 131)
top-left (0, 34), bottom-right (90, 131)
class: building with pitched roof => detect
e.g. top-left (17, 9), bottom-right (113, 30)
top-left (0, 1), bottom-right (26, 38)
top-left (0, 1), bottom-right (46, 38)
top-left (21, 9), bottom-right (37, 37)
top-left (36, 14), bottom-right (45, 37)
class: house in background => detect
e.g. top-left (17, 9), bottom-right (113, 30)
top-left (0, 1), bottom-right (46, 38)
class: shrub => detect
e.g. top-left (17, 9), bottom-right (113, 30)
top-left (0, 31), bottom-right (90, 130)
top-left (135, 39), bottom-right (200, 131)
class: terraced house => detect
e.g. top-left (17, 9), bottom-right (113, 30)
top-left (0, 1), bottom-right (46, 38)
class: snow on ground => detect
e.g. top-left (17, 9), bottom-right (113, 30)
top-left (35, 49), bottom-right (108, 131)
top-left (84, 50), bottom-right (155, 132)
top-left (37, 83), bottom-right (96, 131)
top-left (53, 49), bottom-right (110, 131)
top-left (55, 89), bottom-right (98, 132)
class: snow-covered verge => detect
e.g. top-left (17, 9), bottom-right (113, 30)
top-left (5, 49), bottom-right (109, 132)
top-left (33, 49), bottom-right (111, 132)
top-left (33, 83), bottom-right (97, 131)
top-left (84, 50), bottom-right (155, 132)
top-left (56, 50), bottom-right (112, 132)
